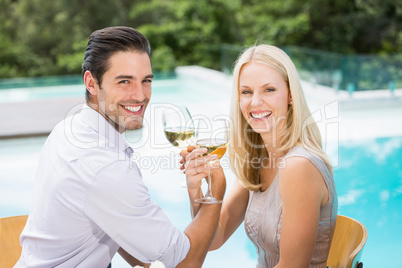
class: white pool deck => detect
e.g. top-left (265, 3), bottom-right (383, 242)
top-left (1, 65), bottom-right (401, 140)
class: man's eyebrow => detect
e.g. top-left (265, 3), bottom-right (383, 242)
top-left (114, 75), bottom-right (134, 80)
top-left (114, 74), bottom-right (154, 80)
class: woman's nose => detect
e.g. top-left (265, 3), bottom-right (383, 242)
top-left (251, 92), bottom-right (263, 106)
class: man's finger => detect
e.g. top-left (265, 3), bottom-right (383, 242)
top-left (187, 145), bottom-right (196, 152)
top-left (180, 145), bottom-right (196, 158)
top-left (186, 148), bottom-right (208, 161)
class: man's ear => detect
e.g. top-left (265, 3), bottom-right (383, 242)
top-left (83, 71), bottom-right (98, 96)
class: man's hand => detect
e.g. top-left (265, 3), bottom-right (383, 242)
top-left (179, 146), bottom-right (196, 173)
top-left (181, 147), bottom-right (218, 189)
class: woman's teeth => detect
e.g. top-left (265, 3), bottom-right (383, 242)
top-left (251, 111), bottom-right (272, 119)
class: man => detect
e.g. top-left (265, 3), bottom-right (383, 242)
top-left (16, 26), bottom-right (225, 268)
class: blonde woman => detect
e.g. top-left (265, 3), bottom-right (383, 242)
top-left (181, 44), bottom-right (338, 267)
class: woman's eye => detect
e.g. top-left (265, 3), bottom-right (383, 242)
top-left (265, 88), bottom-right (275, 92)
top-left (241, 90), bottom-right (251, 94)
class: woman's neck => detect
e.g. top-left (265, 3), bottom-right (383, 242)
top-left (257, 134), bottom-right (287, 172)
top-left (260, 133), bottom-right (286, 158)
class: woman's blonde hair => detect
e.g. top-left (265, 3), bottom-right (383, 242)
top-left (229, 44), bottom-right (332, 191)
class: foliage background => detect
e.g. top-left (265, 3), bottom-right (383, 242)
top-left (0, 0), bottom-right (401, 78)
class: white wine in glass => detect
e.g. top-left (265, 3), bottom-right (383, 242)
top-left (164, 127), bottom-right (195, 148)
top-left (162, 105), bottom-right (195, 187)
top-left (196, 138), bottom-right (228, 159)
top-left (162, 105), bottom-right (195, 149)
top-left (195, 117), bottom-right (229, 204)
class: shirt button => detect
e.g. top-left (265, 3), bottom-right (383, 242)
top-left (125, 147), bottom-right (134, 156)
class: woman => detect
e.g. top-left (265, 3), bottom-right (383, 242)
top-left (182, 44), bottom-right (338, 267)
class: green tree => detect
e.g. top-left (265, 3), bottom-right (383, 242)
top-left (0, 0), bottom-right (400, 78)
top-left (2, 0), bottom-right (135, 77)
top-left (128, 0), bottom-right (240, 71)
top-left (295, 0), bottom-right (401, 53)
top-left (236, 0), bottom-right (310, 46)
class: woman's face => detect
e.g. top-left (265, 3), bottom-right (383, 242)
top-left (239, 62), bottom-right (291, 137)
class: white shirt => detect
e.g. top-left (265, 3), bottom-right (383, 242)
top-left (16, 104), bottom-right (190, 268)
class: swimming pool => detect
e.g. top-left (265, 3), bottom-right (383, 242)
top-left (333, 136), bottom-right (402, 268)
top-left (1, 69), bottom-right (401, 267)
top-left (0, 79), bottom-right (180, 103)
top-left (1, 135), bottom-right (401, 267)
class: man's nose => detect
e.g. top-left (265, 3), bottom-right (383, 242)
top-left (129, 83), bottom-right (145, 101)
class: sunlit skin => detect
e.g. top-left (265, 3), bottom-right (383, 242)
top-left (84, 51), bottom-right (153, 133)
top-left (239, 62), bottom-right (292, 145)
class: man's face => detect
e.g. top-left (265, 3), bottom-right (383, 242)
top-left (89, 51), bottom-right (153, 133)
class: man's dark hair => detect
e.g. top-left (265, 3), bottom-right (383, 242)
top-left (82, 26), bottom-right (151, 102)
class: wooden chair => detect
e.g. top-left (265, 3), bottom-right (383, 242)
top-left (0, 215), bottom-right (28, 268)
top-left (327, 215), bottom-right (368, 268)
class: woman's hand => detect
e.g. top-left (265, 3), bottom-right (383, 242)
top-left (180, 146), bottom-right (219, 189)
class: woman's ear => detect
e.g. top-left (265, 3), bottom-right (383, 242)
top-left (288, 95), bottom-right (293, 105)
top-left (83, 71), bottom-right (98, 96)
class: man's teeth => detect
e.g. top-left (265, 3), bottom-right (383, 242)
top-left (251, 112), bottom-right (272, 119)
top-left (124, 105), bottom-right (141, 112)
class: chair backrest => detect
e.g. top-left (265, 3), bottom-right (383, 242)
top-left (0, 215), bottom-right (28, 268)
top-left (327, 215), bottom-right (368, 268)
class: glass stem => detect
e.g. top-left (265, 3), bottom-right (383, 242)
top-left (205, 168), bottom-right (213, 199)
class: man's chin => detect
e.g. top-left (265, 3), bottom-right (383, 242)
top-left (125, 123), bottom-right (143, 131)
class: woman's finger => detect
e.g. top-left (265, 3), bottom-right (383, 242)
top-left (186, 168), bottom-right (208, 188)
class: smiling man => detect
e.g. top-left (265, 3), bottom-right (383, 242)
top-left (84, 49), bottom-right (153, 133)
top-left (15, 26), bottom-right (226, 268)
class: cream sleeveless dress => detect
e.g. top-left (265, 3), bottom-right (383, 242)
top-left (244, 146), bottom-right (338, 268)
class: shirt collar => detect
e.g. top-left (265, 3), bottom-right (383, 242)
top-left (80, 104), bottom-right (133, 157)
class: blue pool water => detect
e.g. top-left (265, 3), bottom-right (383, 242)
top-left (1, 135), bottom-right (401, 267)
top-left (0, 79), bottom-right (180, 103)
top-left (0, 73), bottom-right (401, 267)
top-left (333, 136), bottom-right (402, 268)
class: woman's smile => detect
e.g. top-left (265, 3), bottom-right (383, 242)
top-left (250, 110), bottom-right (272, 120)
top-left (239, 62), bottom-right (291, 135)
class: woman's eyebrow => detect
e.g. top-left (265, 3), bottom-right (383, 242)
top-left (260, 83), bottom-right (277, 88)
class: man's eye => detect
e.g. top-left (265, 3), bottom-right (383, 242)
top-left (119, 80), bottom-right (129, 84)
top-left (143, 79), bottom-right (153, 83)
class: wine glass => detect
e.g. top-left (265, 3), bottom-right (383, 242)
top-left (195, 116), bottom-right (229, 204)
top-left (162, 105), bottom-right (195, 186)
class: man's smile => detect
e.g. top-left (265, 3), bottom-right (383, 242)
top-left (121, 104), bottom-right (143, 114)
